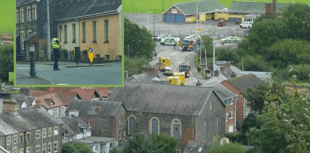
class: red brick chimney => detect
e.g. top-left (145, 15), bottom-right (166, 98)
top-left (266, 3), bottom-right (273, 12)
top-left (3, 99), bottom-right (18, 115)
top-left (214, 69), bottom-right (219, 77)
top-left (35, 99), bottom-right (42, 108)
top-left (140, 65), bottom-right (158, 77)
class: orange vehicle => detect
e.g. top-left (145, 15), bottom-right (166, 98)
top-left (179, 63), bottom-right (191, 78)
top-left (217, 20), bottom-right (226, 26)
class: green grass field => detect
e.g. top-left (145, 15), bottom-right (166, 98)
top-left (124, 0), bottom-right (310, 14)
top-left (0, 0), bottom-right (15, 33)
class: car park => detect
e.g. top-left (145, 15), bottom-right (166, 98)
top-left (221, 36), bottom-right (240, 43)
top-left (160, 38), bottom-right (180, 45)
top-left (240, 22), bottom-right (252, 29)
top-left (155, 34), bottom-right (171, 42)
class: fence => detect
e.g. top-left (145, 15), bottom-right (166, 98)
top-left (149, 27), bottom-right (249, 38)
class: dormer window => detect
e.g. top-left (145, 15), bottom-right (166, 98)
top-left (91, 91), bottom-right (100, 99)
top-left (50, 101), bottom-right (54, 105)
top-left (75, 94), bottom-right (81, 99)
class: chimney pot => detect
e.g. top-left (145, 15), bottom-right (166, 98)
top-left (225, 62), bottom-right (230, 68)
top-left (231, 72), bottom-right (237, 78)
top-left (214, 69), bottom-right (219, 77)
top-left (220, 66), bottom-right (225, 72)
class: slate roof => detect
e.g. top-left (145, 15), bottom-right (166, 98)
top-left (108, 83), bottom-right (225, 116)
top-left (11, 94), bottom-right (34, 107)
top-left (57, 0), bottom-right (121, 21)
top-left (0, 107), bottom-right (63, 136)
top-left (60, 115), bottom-right (89, 136)
top-left (16, 0), bottom-right (35, 7)
top-left (66, 99), bottom-right (122, 117)
top-left (126, 72), bottom-right (156, 83)
top-left (35, 93), bottom-right (64, 109)
top-left (202, 82), bottom-right (237, 101)
top-left (169, 0), bottom-right (224, 15)
top-left (183, 141), bottom-right (209, 153)
top-left (229, 2), bottom-right (290, 14)
top-left (225, 74), bottom-right (263, 93)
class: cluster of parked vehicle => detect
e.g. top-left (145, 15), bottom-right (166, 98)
top-left (155, 34), bottom-right (201, 51)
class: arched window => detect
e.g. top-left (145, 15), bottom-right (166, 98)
top-left (151, 118), bottom-right (159, 135)
top-left (171, 119), bottom-right (181, 138)
top-left (128, 115), bottom-right (136, 135)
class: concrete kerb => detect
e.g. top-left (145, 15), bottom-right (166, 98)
top-left (16, 74), bottom-right (55, 85)
top-left (66, 64), bottom-right (105, 68)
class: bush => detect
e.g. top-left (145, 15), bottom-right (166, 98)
top-left (236, 55), bottom-right (270, 71)
top-left (225, 132), bottom-right (239, 142)
top-left (216, 48), bottom-right (240, 64)
top-left (208, 142), bottom-right (246, 153)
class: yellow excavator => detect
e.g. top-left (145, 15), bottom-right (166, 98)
top-left (167, 72), bottom-right (185, 85)
top-left (158, 56), bottom-right (172, 72)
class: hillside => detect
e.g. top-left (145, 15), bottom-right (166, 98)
top-left (124, 0), bottom-right (310, 14)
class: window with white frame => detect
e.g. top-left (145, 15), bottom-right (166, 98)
top-left (226, 113), bottom-right (228, 122)
top-left (26, 132), bottom-right (30, 142)
top-left (36, 145), bottom-right (40, 153)
top-left (43, 128), bottom-right (46, 138)
top-left (72, 23), bottom-right (76, 42)
top-left (110, 142), bottom-right (113, 148)
top-left (245, 108), bottom-right (249, 116)
top-left (14, 135), bottom-right (18, 144)
top-left (48, 143), bottom-right (51, 153)
top-left (20, 9), bottom-right (24, 23)
top-left (95, 144), bottom-right (99, 151)
top-left (210, 101), bottom-right (212, 110)
top-left (20, 32), bottom-right (25, 49)
top-left (54, 127), bottom-right (59, 136)
top-left (119, 131), bottom-right (122, 140)
top-left (26, 148), bottom-right (30, 153)
top-left (48, 128), bottom-right (52, 137)
top-left (42, 144), bottom-right (46, 153)
top-left (64, 25), bottom-right (67, 43)
top-left (93, 21), bottom-right (97, 42)
top-left (6, 136), bottom-right (11, 145)
top-left (229, 111), bottom-right (233, 119)
top-left (27, 7), bottom-right (31, 21)
top-left (19, 148), bottom-right (24, 153)
top-left (32, 6), bottom-right (36, 20)
top-left (20, 134), bottom-right (23, 143)
top-left (36, 130), bottom-right (40, 139)
top-left (54, 142), bottom-right (58, 152)
top-left (105, 20), bottom-right (109, 42)
top-left (230, 98), bottom-right (234, 105)
top-left (82, 22), bottom-right (86, 42)
top-left (172, 119), bottom-right (181, 138)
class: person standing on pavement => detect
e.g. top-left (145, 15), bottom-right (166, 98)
top-left (50, 34), bottom-right (62, 71)
top-left (174, 41), bottom-right (176, 50)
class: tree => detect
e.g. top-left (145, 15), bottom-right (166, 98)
top-left (0, 45), bottom-right (13, 82)
top-left (124, 56), bottom-right (150, 77)
top-left (149, 134), bottom-right (178, 153)
top-left (215, 48), bottom-right (240, 64)
top-left (124, 18), bottom-right (156, 60)
top-left (235, 55), bottom-right (270, 71)
top-left (208, 135), bottom-right (246, 153)
top-left (62, 142), bottom-right (93, 153)
top-left (236, 114), bottom-right (261, 145)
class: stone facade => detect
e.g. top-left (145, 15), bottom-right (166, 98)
top-left (0, 126), bottom-right (62, 153)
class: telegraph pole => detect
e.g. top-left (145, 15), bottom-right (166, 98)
top-left (47, 0), bottom-right (51, 61)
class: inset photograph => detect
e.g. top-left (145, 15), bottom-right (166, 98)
top-left (15, 0), bottom-right (123, 86)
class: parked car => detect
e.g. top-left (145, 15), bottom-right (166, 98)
top-left (240, 22), bottom-right (252, 29)
top-left (217, 20), bottom-right (226, 26)
top-left (221, 36), bottom-right (240, 43)
top-left (163, 66), bottom-right (173, 76)
top-left (155, 34), bottom-right (171, 42)
top-left (181, 40), bottom-right (193, 51)
top-left (184, 35), bottom-right (201, 42)
top-left (235, 20), bottom-right (241, 25)
top-left (160, 38), bottom-right (180, 45)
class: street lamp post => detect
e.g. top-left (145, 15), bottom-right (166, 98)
top-left (29, 45), bottom-right (36, 78)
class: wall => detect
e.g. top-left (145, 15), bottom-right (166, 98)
top-left (58, 20), bottom-right (80, 58)
top-left (114, 106), bottom-right (127, 142)
top-left (126, 111), bottom-right (194, 152)
top-left (195, 92), bottom-right (226, 146)
top-left (80, 116), bottom-right (114, 137)
top-left (79, 13), bottom-right (120, 60)
top-left (225, 97), bottom-right (237, 133)
top-left (214, 12), bottom-right (229, 20)
top-left (185, 15), bottom-right (196, 23)
top-left (47, 107), bottom-right (60, 118)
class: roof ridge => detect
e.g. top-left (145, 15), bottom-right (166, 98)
top-left (82, 0), bottom-right (98, 16)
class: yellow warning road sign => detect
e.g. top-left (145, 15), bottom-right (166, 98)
top-left (87, 46), bottom-right (94, 63)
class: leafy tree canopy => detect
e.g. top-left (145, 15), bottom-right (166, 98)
top-left (0, 45), bottom-right (13, 82)
top-left (62, 142), bottom-right (93, 153)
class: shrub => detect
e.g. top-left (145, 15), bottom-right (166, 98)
top-left (208, 142), bottom-right (246, 153)
top-left (225, 132), bottom-right (239, 142)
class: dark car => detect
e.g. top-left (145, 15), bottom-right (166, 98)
top-left (181, 40), bottom-right (193, 51)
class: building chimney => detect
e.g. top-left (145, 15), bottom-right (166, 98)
top-left (266, 3), bottom-right (273, 12)
top-left (140, 65), bottom-right (157, 77)
top-left (35, 100), bottom-right (41, 108)
top-left (3, 99), bottom-right (18, 115)
top-left (0, 98), bottom-right (3, 114)
top-left (225, 62), bottom-right (230, 68)
top-left (231, 72), bottom-right (237, 78)
top-left (273, 0), bottom-right (277, 13)
top-left (20, 87), bottom-right (31, 96)
top-left (220, 66), bottom-right (225, 72)
top-left (214, 69), bottom-right (219, 77)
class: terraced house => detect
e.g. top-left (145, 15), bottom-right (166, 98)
top-left (0, 99), bottom-right (63, 153)
top-left (56, 0), bottom-right (122, 62)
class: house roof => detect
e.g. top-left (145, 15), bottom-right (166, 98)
top-left (35, 93), bottom-right (64, 109)
top-left (126, 72), bottom-right (156, 83)
top-left (66, 99), bottom-right (122, 117)
top-left (11, 94), bottom-right (34, 107)
top-left (57, 0), bottom-right (121, 21)
top-left (225, 74), bottom-right (263, 93)
top-left (183, 140), bottom-right (209, 153)
top-left (202, 82), bottom-right (237, 103)
top-left (16, 0), bottom-right (35, 7)
top-left (169, 0), bottom-right (224, 15)
top-left (202, 77), bottom-right (224, 84)
top-left (0, 107), bottom-right (63, 136)
top-left (229, 2), bottom-right (290, 14)
top-left (237, 71), bottom-right (272, 81)
top-left (76, 136), bottom-right (117, 144)
top-left (30, 89), bottom-right (49, 97)
top-left (50, 87), bottom-right (88, 105)
top-left (60, 115), bottom-right (89, 136)
top-left (108, 83), bottom-right (224, 116)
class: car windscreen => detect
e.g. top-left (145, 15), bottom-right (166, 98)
top-left (182, 41), bottom-right (190, 45)
top-left (179, 66), bottom-right (189, 71)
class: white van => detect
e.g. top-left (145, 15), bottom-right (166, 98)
top-left (240, 22), bottom-right (252, 29)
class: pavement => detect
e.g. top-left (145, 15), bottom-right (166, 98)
top-left (16, 61), bottom-right (122, 85)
